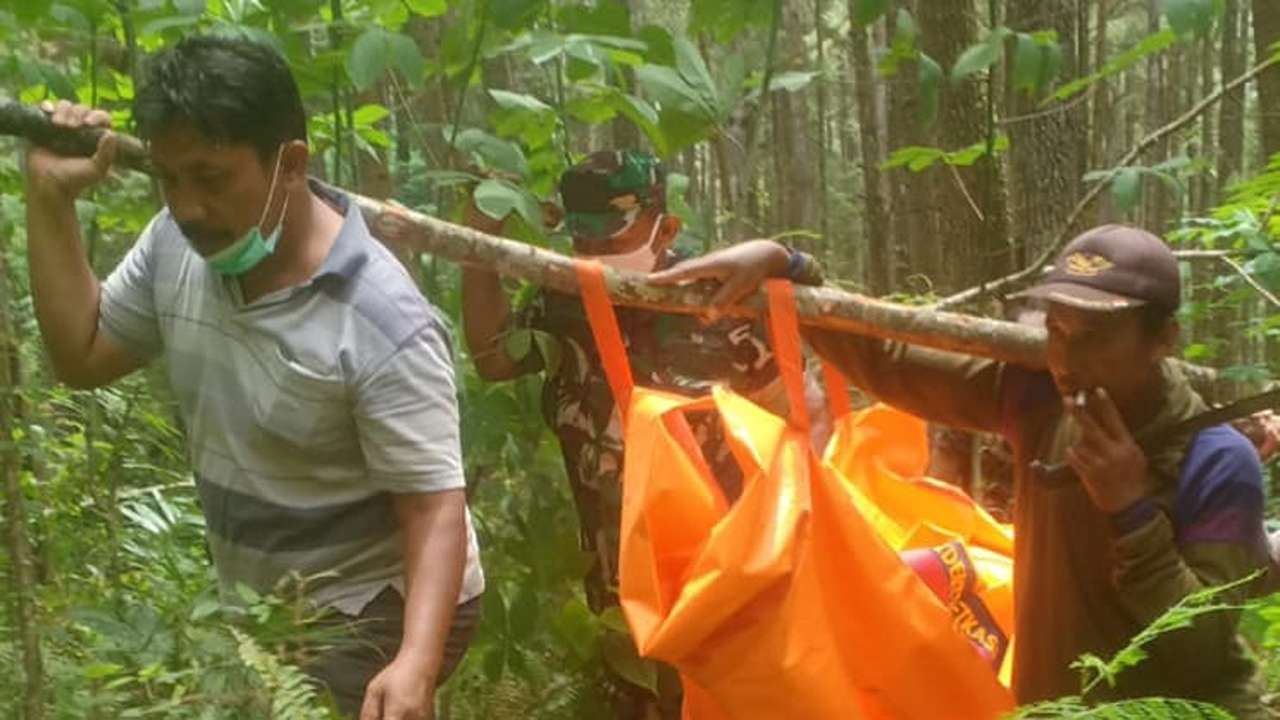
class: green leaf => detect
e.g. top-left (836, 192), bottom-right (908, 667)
top-left (489, 0), bottom-right (548, 30)
top-left (766, 70), bottom-right (820, 94)
top-left (448, 127), bottom-right (529, 177)
top-left (488, 89), bottom-right (553, 113)
top-left (1163, 0), bottom-right (1218, 36)
top-left (637, 24), bottom-right (676, 66)
top-left (566, 93), bottom-right (619, 124)
top-left (918, 54), bottom-right (941, 126)
top-left (347, 29), bottom-right (425, 90)
top-left (352, 104), bottom-right (391, 126)
top-left (879, 8), bottom-right (920, 77)
top-left (951, 28), bottom-right (1009, 82)
top-left (599, 606), bottom-right (631, 634)
top-left (503, 329), bottom-right (533, 362)
top-left (83, 662), bottom-right (126, 680)
top-left (234, 583), bottom-right (261, 605)
top-left (531, 330), bottom-right (563, 375)
top-left (601, 630), bottom-right (658, 693)
top-left (636, 65), bottom-right (716, 119)
top-left (1183, 342), bottom-right (1215, 361)
top-left (190, 597), bottom-right (222, 621)
top-left (473, 179), bottom-right (543, 228)
top-left (560, 0), bottom-right (631, 36)
top-left (612, 92), bottom-right (669, 156)
top-left (406, 0), bottom-right (447, 17)
top-left (553, 598), bottom-right (601, 663)
top-left (883, 146), bottom-right (945, 172)
top-left (1112, 168), bottom-right (1142, 212)
top-left (689, 0), bottom-right (775, 43)
top-left (674, 37), bottom-right (720, 116)
top-left (850, 0), bottom-right (888, 26)
top-left (1012, 33), bottom-right (1043, 94)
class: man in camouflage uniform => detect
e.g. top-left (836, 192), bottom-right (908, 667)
top-left (457, 151), bottom-right (823, 718)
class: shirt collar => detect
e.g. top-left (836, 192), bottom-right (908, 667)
top-left (309, 178), bottom-right (370, 282)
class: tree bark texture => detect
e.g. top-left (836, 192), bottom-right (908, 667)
top-left (1005, 0), bottom-right (1085, 266)
top-left (849, 13), bottom-right (892, 295)
top-left (1254, 0), bottom-right (1280, 162)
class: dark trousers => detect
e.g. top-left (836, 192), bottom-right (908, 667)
top-left (304, 587), bottom-right (482, 717)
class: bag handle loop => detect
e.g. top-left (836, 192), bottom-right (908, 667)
top-left (764, 279), bottom-right (811, 432)
top-left (573, 260), bottom-right (635, 422)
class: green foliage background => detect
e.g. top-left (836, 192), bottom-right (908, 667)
top-left (0, 0), bottom-right (1276, 718)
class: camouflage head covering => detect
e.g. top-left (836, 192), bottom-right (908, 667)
top-left (560, 150), bottom-right (666, 252)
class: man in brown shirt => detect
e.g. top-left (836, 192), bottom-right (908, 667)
top-left (651, 226), bottom-right (1270, 715)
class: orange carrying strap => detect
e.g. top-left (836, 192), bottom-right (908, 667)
top-left (573, 259), bottom-right (635, 420)
top-left (763, 279), bottom-right (810, 432)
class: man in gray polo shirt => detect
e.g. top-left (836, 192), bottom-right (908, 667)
top-left (23, 35), bottom-right (482, 719)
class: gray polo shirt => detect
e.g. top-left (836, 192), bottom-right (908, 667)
top-left (98, 182), bottom-right (483, 614)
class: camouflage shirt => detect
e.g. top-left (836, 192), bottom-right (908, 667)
top-left (504, 250), bottom-right (823, 610)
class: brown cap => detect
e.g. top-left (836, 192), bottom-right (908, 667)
top-left (1013, 224), bottom-right (1180, 311)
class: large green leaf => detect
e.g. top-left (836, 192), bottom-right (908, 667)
top-left (347, 28), bottom-right (425, 90)
top-left (673, 37), bottom-right (720, 117)
top-left (636, 64), bottom-right (716, 119)
top-left (951, 27), bottom-right (1009, 82)
top-left (474, 179), bottom-right (543, 228)
top-left (1012, 33), bottom-right (1042, 94)
top-left (1111, 168), bottom-right (1142, 213)
top-left (637, 24), bottom-right (676, 66)
top-left (448, 127), bottom-right (530, 177)
top-left (611, 92), bottom-right (669, 156)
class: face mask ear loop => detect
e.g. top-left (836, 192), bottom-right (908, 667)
top-left (257, 145), bottom-right (287, 229)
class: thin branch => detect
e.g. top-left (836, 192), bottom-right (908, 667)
top-left (1174, 249), bottom-right (1233, 260)
top-left (1218, 254), bottom-right (1280, 309)
top-left (936, 54), bottom-right (1280, 310)
top-left (948, 164), bottom-right (985, 222)
top-left (997, 85), bottom-right (1095, 127)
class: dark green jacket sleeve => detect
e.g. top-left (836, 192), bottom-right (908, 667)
top-left (802, 327), bottom-right (1009, 435)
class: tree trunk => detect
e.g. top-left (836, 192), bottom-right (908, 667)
top-left (1218, 0), bottom-right (1246, 193)
top-left (885, 0), bottom-right (935, 294)
top-left (1142, 0), bottom-right (1169, 229)
top-left (1254, 0), bottom-right (1280, 162)
top-left (849, 12), bottom-right (892, 294)
top-left (1090, 0), bottom-right (1116, 224)
top-left (814, 0), bottom-right (830, 252)
top-left (0, 247), bottom-right (45, 720)
top-left (1006, 0), bottom-right (1085, 265)
top-left (919, 0), bottom-right (1002, 292)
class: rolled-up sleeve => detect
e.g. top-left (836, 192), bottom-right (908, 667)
top-left (354, 317), bottom-right (465, 493)
top-left (98, 215), bottom-right (164, 360)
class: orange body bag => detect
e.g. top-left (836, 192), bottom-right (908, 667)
top-left (574, 263), bottom-right (1015, 719)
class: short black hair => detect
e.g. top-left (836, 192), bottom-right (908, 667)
top-left (133, 34), bottom-right (306, 162)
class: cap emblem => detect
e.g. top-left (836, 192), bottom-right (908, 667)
top-left (1064, 252), bottom-right (1114, 277)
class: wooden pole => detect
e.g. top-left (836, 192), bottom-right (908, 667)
top-left (0, 100), bottom-right (1246, 388)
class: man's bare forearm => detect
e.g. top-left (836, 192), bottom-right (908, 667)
top-left (461, 267), bottom-right (519, 380)
top-left (391, 489), bottom-right (468, 680)
top-left (25, 187), bottom-right (104, 386)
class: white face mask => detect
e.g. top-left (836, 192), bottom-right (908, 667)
top-left (593, 213), bottom-right (664, 272)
